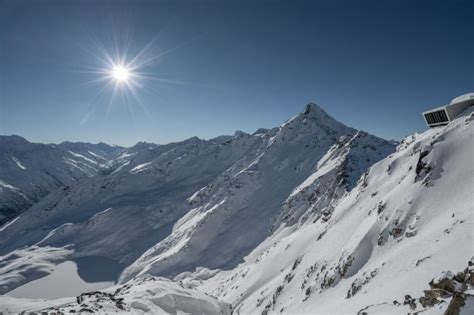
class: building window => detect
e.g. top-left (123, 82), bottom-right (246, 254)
top-left (424, 109), bottom-right (449, 125)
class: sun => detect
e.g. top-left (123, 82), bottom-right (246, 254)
top-left (111, 65), bottom-right (130, 83)
top-left (80, 35), bottom-right (195, 121)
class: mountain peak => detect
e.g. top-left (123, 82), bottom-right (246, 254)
top-left (281, 102), bottom-right (354, 136)
top-left (301, 103), bottom-right (333, 120)
top-left (183, 136), bottom-right (204, 144)
top-left (233, 130), bottom-right (249, 137)
top-left (303, 102), bottom-right (322, 114)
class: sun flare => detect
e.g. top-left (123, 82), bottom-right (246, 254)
top-left (80, 35), bottom-right (191, 120)
top-left (111, 65), bottom-right (130, 83)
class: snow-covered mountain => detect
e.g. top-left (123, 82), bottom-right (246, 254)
top-left (0, 100), bottom-right (472, 314)
top-left (0, 136), bottom-right (123, 225)
top-left (181, 106), bottom-right (474, 314)
top-left (0, 128), bottom-right (268, 293)
top-left (121, 105), bottom-right (395, 281)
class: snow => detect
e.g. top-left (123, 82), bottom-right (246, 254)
top-left (94, 207), bottom-right (113, 217)
top-left (0, 216), bottom-right (20, 232)
top-left (0, 99), bottom-right (472, 314)
top-left (6, 261), bottom-right (113, 299)
top-left (117, 151), bottom-right (137, 160)
top-left (0, 136), bottom-right (122, 225)
top-left (188, 106), bottom-right (474, 314)
top-left (112, 160), bottom-right (130, 174)
top-left (67, 150), bottom-right (98, 164)
top-left (63, 157), bottom-right (96, 174)
top-left (87, 150), bottom-right (103, 159)
top-left (0, 246), bottom-right (72, 294)
top-left (450, 92), bottom-right (474, 104)
top-left (0, 180), bottom-right (20, 191)
top-left (0, 180), bottom-right (29, 200)
top-left (130, 162), bottom-right (152, 173)
top-left (36, 223), bottom-right (75, 245)
top-left (11, 155), bottom-right (26, 169)
top-left (120, 104), bottom-right (394, 281)
top-left (0, 277), bottom-right (230, 314)
top-left (289, 142), bottom-right (340, 196)
top-left (460, 296), bottom-right (474, 315)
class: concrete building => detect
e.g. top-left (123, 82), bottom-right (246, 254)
top-left (423, 93), bottom-right (474, 128)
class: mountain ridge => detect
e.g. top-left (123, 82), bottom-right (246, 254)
top-left (0, 103), bottom-right (394, 288)
top-left (1, 102), bottom-right (472, 314)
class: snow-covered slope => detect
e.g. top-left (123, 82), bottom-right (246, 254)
top-left (57, 140), bottom-right (123, 167)
top-left (184, 107), bottom-right (474, 314)
top-left (0, 131), bottom-right (266, 293)
top-left (1, 100), bottom-right (471, 314)
top-left (0, 276), bottom-right (230, 314)
top-left (0, 104), bottom-right (394, 297)
top-left (0, 136), bottom-right (123, 224)
top-left (122, 105), bottom-right (394, 281)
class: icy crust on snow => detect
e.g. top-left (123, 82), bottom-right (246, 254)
top-left (0, 276), bottom-right (231, 314)
top-left (187, 109), bottom-right (474, 314)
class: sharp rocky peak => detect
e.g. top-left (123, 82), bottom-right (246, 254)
top-left (279, 103), bottom-right (355, 137)
top-left (301, 102), bottom-right (335, 121)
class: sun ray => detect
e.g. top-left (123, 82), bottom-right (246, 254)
top-left (75, 31), bottom-right (209, 122)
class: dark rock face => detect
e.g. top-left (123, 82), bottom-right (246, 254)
top-left (403, 294), bottom-right (417, 310)
top-left (415, 150), bottom-right (432, 183)
top-left (445, 293), bottom-right (470, 315)
top-left (419, 258), bottom-right (474, 314)
top-left (419, 289), bottom-right (442, 307)
top-left (360, 258), bottom-right (474, 314)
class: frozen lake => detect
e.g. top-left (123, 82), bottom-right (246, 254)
top-left (7, 261), bottom-right (114, 299)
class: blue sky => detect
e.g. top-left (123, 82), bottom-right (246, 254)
top-left (0, 0), bottom-right (472, 146)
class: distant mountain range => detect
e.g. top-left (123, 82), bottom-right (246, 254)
top-left (0, 135), bottom-right (124, 225)
top-left (0, 101), bottom-right (472, 314)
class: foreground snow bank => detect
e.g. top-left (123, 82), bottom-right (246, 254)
top-left (0, 276), bottom-right (231, 314)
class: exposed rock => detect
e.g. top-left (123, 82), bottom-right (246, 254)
top-left (403, 294), bottom-right (417, 310)
top-left (445, 293), bottom-right (471, 315)
top-left (346, 269), bottom-right (378, 299)
top-left (360, 258), bottom-right (474, 314)
top-left (419, 289), bottom-right (443, 307)
top-left (415, 256), bottom-right (431, 267)
top-left (415, 150), bottom-right (432, 182)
